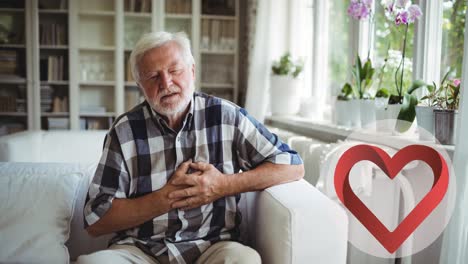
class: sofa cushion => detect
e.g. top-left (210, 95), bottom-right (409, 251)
top-left (0, 162), bottom-right (82, 263)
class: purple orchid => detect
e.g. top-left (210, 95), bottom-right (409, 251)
top-left (383, 0), bottom-right (422, 26)
top-left (347, 0), bottom-right (373, 20)
top-left (395, 0), bottom-right (409, 8)
top-left (407, 4), bottom-right (422, 23)
top-left (453, 79), bottom-right (461, 87)
top-left (395, 10), bottom-right (409, 25)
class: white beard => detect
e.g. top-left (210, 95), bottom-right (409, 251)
top-left (145, 82), bottom-right (195, 116)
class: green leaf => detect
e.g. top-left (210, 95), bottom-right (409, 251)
top-left (355, 54), bottom-right (362, 98)
top-left (376, 88), bottom-right (390, 98)
top-left (408, 80), bottom-right (427, 94)
top-left (396, 94), bottom-right (418, 132)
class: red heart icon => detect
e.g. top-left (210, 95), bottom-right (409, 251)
top-left (334, 144), bottom-right (449, 253)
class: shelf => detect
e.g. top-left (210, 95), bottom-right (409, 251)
top-left (80, 81), bottom-right (115, 86)
top-left (40, 45), bottom-right (68, 50)
top-left (39, 9), bottom-right (68, 14)
top-left (166, 13), bottom-right (192, 19)
top-left (201, 49), bottom-right (235, 55)
top-left (80, 112), bottom-right (115, 117)
top-left (0, 8), bottom-right (24, 13)
top-left (0, 44), bottom-right (26, 48)
top-left (201, 15), bottom-right (236, 20)
top-left (0, 112), bottom-right (27, 117)
top-left (125, 81), bottom-right (138, 87)
top-left (41, 80), bottom-right (69, 85)
top-left (0, 78), bottom-right (26, 84)
top-left (79, 46), bottom-right (115, 51)
top-left (41, 112), bottom-right (70, 117)
top-left (125, 12), bottom-right (151, 18)
top-left (201, 83), bottom-right (234, 89)
top-left (79, 11), bottom-right (115, 17)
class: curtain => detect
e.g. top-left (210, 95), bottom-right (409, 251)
top-left (244, 0), bottom-right (312, 121)
top-left (439, 12), bottom-right (468, 264)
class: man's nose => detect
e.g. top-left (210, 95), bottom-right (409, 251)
top-left (160, 72), bottom-right (172, 90)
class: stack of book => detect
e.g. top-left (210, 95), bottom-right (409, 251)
top-left (0, 96), bottom-right (16, 112)
top-left (40, 85), bottom-right (53, 112)
top-left (201, 20), bottom-right (235, 51)
top-left (47, 118), bottom-right (69, 130)
top-left (124, 0), bottom-right (151, 13)
top-left (165, 0), bottom-right (191, 13)
top-left (0, 50), bottom-right (18, 75)
top-left (40, 55), bottom-right (65, 81)
top-left (125, 89), bottom-right (143, 111)
top-left (80, 117), bottom-right (113, 130)
top-left (39, 23), bottom-right (67, 45)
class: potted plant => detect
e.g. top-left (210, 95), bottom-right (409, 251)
top-left (433, 78), bottom-right (461, 145)
top-left (336, 54), bottom-right (375, 128)
top-left (380, 0), bottom-right (425, 133)
top-left (335, 83), bottom-right (354, 127)
top-left (270, 52), bottom-right (304, 115)
top-left (415, 70), bottom-right (450, 140)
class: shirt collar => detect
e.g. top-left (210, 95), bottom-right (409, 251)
top-left (146, 95), bottom-right (195, 134)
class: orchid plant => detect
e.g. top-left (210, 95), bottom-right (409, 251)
top-left (382, 0), bottom-right (423, 104)
top-left (343, 1), bottom-right (375, 100)
top-left (381, 0), bottom-right (427, 132)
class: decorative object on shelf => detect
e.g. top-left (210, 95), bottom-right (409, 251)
top-left (269, 52), bottom-right (304, 115)
top-left (433, 77), bottom-right (461, 145)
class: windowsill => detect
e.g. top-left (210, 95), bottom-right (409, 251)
top-left (265, 115), bottom-right (455, 155)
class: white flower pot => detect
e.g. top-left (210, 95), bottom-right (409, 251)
top-left (375, 103), bottom-right (401, 133)
top-left (349, 99), bottom-right (362, 128)
top-left (335, 100), bottom-right (351, 127)
top-left (359, 99), bottom-right (376, 130)
top-left (269, 75), bottom-right (301, 115)
top-left (415, 106), bottom-right (435, 141)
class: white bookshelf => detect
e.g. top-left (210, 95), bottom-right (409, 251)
top-left (1, 0), bottom-right (240, 134)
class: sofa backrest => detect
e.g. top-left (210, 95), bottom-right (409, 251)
top-left (0, 130), bottom-right (107, 163)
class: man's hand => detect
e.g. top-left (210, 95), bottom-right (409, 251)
top-left (168, 162), bottom-right (227, 210)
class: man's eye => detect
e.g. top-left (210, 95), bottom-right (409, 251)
top-left (171, 69), bottom-right (182, 74)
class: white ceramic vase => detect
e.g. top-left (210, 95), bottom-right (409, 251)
top-left (359, 99), bottom-right (376, 130)
top-left (335, 100), bottom-right (351, 127)
top-left (269, 75), bottom-right (301, 115)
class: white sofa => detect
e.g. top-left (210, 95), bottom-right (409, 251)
top-left (0, 130), bottom-right (348, 264)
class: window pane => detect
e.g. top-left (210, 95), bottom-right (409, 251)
top-left (328, 0), bottom-right (350, 96)
top-left (441, 0), bottom-right (467, 79)
top-left (373, 2), bottom-right (415, 96)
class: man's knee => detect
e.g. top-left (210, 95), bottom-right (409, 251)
top-left (217, 242), bottom-right (262, 264)
top-left (76, 250), bottom-right (118, 264)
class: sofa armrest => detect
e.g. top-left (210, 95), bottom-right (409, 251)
top-left (254, 179), bottom-right (348, 264)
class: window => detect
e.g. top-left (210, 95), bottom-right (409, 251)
top-left (441, 0), bottom-right (467, 79)
top-left (373, 2), bottom-right (416, 96)
top-left (328, 0), bottom-right (351, 96)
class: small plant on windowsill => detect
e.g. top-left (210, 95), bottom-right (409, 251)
top-left (269, 53), bottom-right (304, 115)
top-left (432, 77), bottom-right (461, 145)
top-left (271, 53), bottom-right (304, 78)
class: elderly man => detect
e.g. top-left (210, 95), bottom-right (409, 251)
top-left (78, 31), bottom-right (304, 264)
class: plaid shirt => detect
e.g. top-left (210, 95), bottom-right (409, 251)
top-left (84, 92), bottom-right (302, 263)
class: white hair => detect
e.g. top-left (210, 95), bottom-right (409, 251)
top-left (129, 31), bottom-right (195, 82)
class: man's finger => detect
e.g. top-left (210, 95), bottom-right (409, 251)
top-left (168, 187), bottom-right (199, 199)
top-left (176, 159), bottom-right (192, 173)
top-left (189, 162), bottom-right (209, 171)
top-left (172, 197), bottom-right (202, 209)
top-left (172, 174), bottom-right (197, 186)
